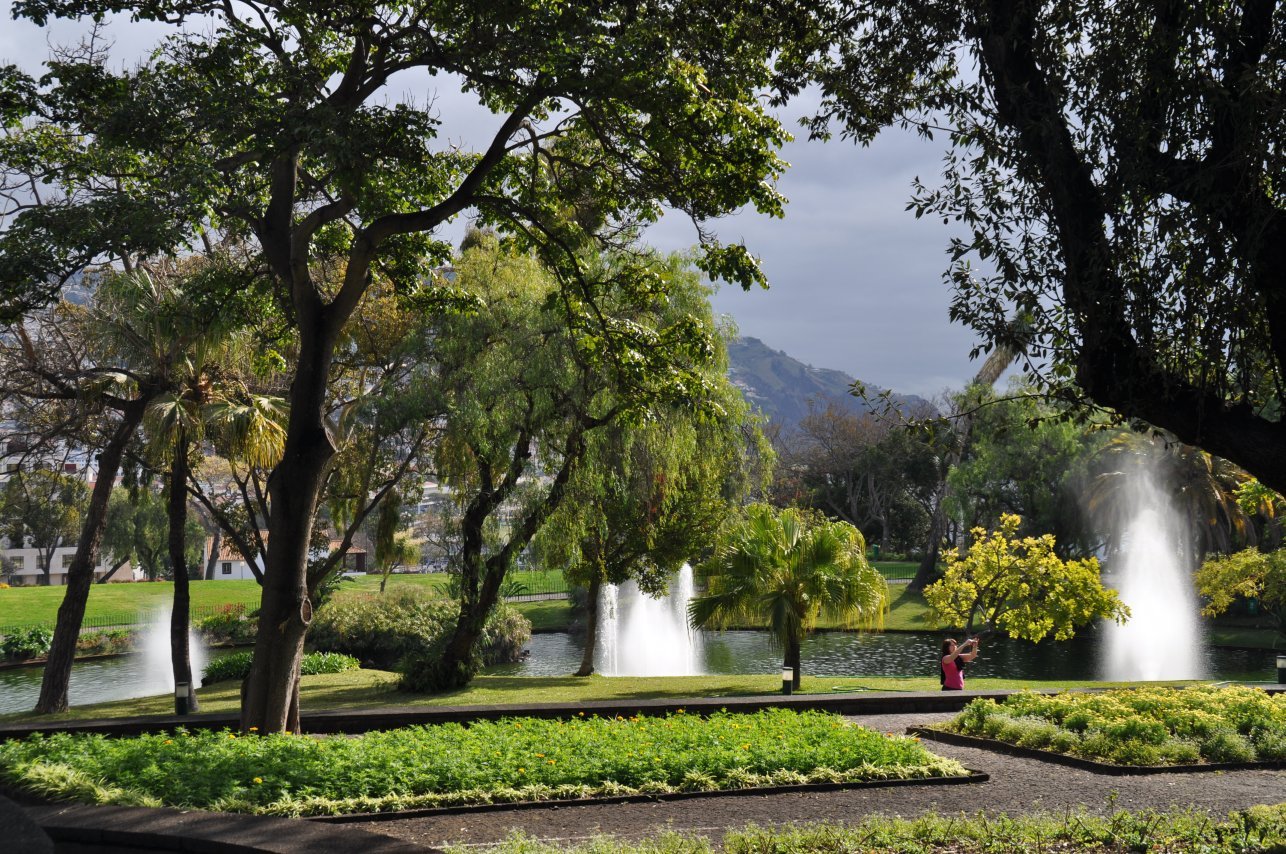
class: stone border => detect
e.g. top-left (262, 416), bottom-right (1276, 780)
top-left (306, 770), bottom-right (991, 823)
top-left (909, 726), bottom-right (1286, 775)
top-left (25, 802), bottom-right (439, 853)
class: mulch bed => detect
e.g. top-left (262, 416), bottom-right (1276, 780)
top-left (909, 725), bottom-right (1286, 775)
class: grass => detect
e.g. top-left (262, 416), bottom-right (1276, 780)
top-left (0, 668), bottom-right (1206, 725)
top-left (446, 806), bottom-right (1286, 853)
top-left (0, 570), bottom-right (571, 632)
top-left (0, 708), bottom-right (968, 815)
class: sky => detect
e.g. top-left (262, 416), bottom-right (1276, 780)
top-left (0, 5), bottom-right (987, 399)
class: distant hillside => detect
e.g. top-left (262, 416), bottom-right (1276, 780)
top-left (725, 336), bottom-right (930, 432)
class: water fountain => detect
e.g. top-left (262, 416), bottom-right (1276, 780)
top-left (140, 606), bottom-right (211, 691)
top-left (595, 564), bottom-right (703, 676)
top-left (1100, 467), bottom-right (1207, 681)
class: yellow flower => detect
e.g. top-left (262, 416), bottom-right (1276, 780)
top-left (228, 733), bottom-right (236, 739)
top-left (248, 727), bottom-right (258, 733)
top-left (535, 753), bottom-right (545, 758)
top-left (253, 777), bottom-right (263, 784)
top-left (518, 768), bottom-right (525, 773)
top-left (164, 739), bottom-right (173, 745)
top-left (547, 759), bottom-right (556, 765)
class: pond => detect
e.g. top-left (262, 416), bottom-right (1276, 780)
top-left (486, 629), bottom-right (1278, 683)
top-left (0, 646), bottom-right (240, 716)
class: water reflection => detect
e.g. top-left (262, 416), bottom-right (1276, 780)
top-left (489, 630), bottom-right (1276, 683)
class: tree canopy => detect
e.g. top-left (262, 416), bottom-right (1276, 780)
top-left (924, 513), bottom-right (1127, 643)
top-left (816, 0), bottom-right (1286, 494)
top-left (0, 0), bottom-right (818, 730)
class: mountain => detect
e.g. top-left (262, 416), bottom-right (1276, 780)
top-left (725, 336), bottom-right (930, 433)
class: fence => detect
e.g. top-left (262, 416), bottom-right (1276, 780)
top-left (0, 602), bottom-right (246, 639)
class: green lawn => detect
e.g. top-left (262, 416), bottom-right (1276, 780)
top-left (0, 570), bottom-right (570, 631)
top-left (0, 668), bottom-right (1204, 725)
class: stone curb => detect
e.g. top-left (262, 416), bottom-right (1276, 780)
top-left (908, 726), bottom-right (1286, 776)
top-left (305, 770), bottom-right (991, 824)
top-left (25, 802), bottom-right (439, 853)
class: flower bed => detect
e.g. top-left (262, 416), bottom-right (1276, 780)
top-left (938, 687), bottom-right (1286, 767)
top-left (0, 709), bottom-right (969, 816)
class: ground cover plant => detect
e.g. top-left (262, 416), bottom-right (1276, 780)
top-left (943, 686), bottom-right (1286, 766)
top-left (0, 709), bottom-right (967, 815)
top-left (451, 805), bottom-right (1286, 853)
top-left (201, 652), bottom-right (359, 684)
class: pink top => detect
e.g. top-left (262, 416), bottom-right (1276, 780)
top-left (941, 656), bottom-right (965, 690)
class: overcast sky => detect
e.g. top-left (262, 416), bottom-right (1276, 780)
top-left (1, 5), bottom-right (987, 399)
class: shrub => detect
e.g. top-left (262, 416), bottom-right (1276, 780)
top-left (310, 589), bottom-right (530, 670)
top-left (201, 651), bottom-right (361, 684)
top-left (1252, 728), bottom-right (1286, 761)
top-left (1, 626), bottom-right (53, 660)
top-left (76, 629), bottom-right (135, 657)
top-left (196, 605), bottom-right (258, 645)
top-left (1201, 730), bottom-right (1255, 763)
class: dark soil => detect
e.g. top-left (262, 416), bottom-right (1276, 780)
top-left (342, 712), bottom-right (1286, 850)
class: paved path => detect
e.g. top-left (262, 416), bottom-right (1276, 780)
top-left (341, 712), bottom-right (1286, 849)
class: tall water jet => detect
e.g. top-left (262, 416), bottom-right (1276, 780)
top-left (1100, 468), bottom-right (1206, 681)
top-left (141, 606), bottom-right (210, 691)
top-left (596, 564), bottom-right (703, 676)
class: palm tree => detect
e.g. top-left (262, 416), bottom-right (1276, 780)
top-left (689, 504), bottom-right (888, 692)
top-left (143, 316), bottom-right (286, 713)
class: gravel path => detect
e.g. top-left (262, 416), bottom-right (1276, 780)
top-left (345, 712), bottom-right (1286, 850)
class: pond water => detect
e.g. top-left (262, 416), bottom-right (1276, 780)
top-left (486, 629), bottom-right (1278, 683)
top-left (0, 647), bottom-right (239, 716)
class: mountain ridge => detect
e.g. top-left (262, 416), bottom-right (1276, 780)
top-left (725, 336), bottom-right (929, 432)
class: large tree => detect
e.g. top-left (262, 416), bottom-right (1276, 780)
top-left (421, 241), bottom-right (732, 689)
top-left (816, 0), bottom-right (1286, 494)
top-left (536, 300), bottom-right (770, 677)
top-left (1, 0), bottom-right (808, 731)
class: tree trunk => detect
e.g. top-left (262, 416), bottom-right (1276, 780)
top-left (908, 494), bottom-right (947, 592)
top-left (204, 527), bottom-right (222, 580)
top-left (788, 633), bottom-right (801, 690)
top-left (36, 406), bottom-right (145, 713)
top-left (576, 576), bottom-right (601, 677)
top-left (168, 433), bottom-right (198, 714)
top-left (96, 557), bottom-right (130, 584)
top-left (239, 326), bottom-right (338, 733)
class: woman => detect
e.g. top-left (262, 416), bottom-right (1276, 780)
top-left (940, 636), bottom-right (980, 691)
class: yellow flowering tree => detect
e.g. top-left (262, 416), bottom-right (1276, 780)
top-left (925, 514), bottom-right (1128, 642)
top-left (1196, 548), bottom-right (1286, 647)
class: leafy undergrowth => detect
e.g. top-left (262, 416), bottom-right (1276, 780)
top-left (454, 805), bottom-right (1286, 853)
top-left (0, 709), bottom-right (967, 816)
top-left (944, 686), bottom-right (1286, 766)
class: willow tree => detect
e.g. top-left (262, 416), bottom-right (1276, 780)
top-left (1, 0), bottom-right (812, 731)
top-left (535, 270), bottom-right (771, 676)
top-left (413, 240), bottom-right (735, 689)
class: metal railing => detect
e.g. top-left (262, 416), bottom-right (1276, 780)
top-left (0, 602), bottom-right (247, 638)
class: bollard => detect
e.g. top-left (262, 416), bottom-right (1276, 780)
top-left (175, 681), bottom-right (190, 716)
top-left (1278, 655), bottom-right (1286, 685)
top-left (781, 666), bottom-right (792, 696)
